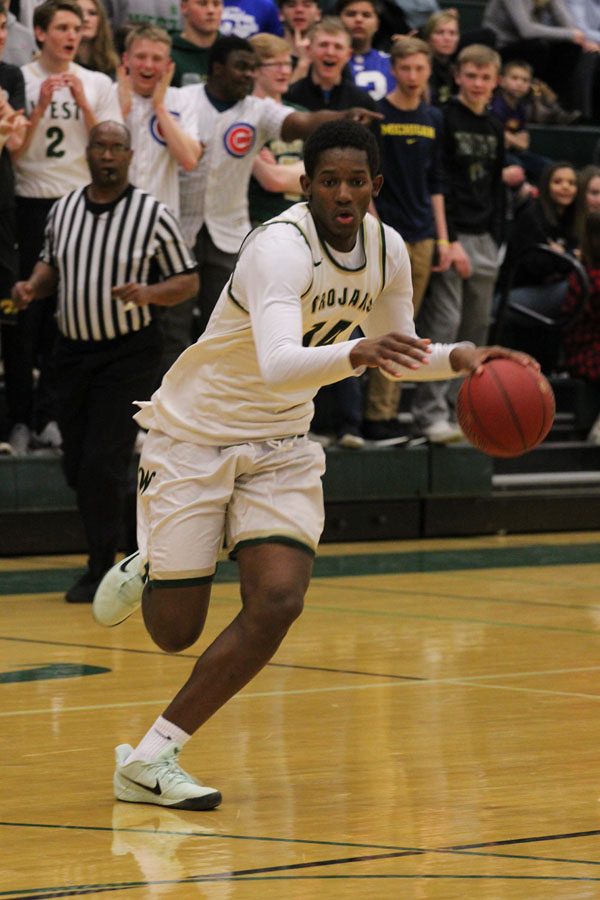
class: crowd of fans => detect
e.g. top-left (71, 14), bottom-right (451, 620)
top-left (2, 0), bottom-right (600, 462)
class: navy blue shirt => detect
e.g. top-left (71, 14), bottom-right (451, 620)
top-left (375, 99), bottom-right (444, 243)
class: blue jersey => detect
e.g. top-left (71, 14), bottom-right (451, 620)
top-left (349, 50), bottom-right (395, 101)
top-left (220, 0), bottom-right (283, 38)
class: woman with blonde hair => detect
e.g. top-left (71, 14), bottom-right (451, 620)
top-left (76, 0), bottom-right (119, 77)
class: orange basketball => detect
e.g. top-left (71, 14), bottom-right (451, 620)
top-left (456, 359), bottom-right (555, 458)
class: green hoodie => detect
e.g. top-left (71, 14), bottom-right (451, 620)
top-left (171, 33), bottom-right (219, 87)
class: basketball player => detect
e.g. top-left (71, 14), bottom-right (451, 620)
top-left (93, 120), bottom-right (537, 811)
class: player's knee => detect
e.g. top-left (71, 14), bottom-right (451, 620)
top-left (142, 584), bottom-right (209, 653)
top-left (151, 624), bottom-right (201, 654)
top-left (245, 583), bottom-right (305, 639)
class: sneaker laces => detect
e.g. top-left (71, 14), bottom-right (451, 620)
top-left (149, 747), bottom-right (202, 789)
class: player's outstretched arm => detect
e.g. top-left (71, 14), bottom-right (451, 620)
top-left (349, 334), bottom-right (432, 378)
top-left (450, 345), bottom-right (541, 375)
top-left (281, 107), bottom-right (383, 141)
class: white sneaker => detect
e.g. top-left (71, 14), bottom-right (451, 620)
top-left (92, 551), bottom-right (144, 627)
top-left (9, 423), bottom-right (31, 455)
top-left (587, 413), bottom-right (600, 445)
top-left (113, 743), bottom-right (222, 810)
top-left (32, 420), bottom-right (62, 449)
top-left (423, 421), bottom-right (464, 445)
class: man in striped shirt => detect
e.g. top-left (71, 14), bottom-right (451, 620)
top-left (12, 120), bottom-right (199, 604)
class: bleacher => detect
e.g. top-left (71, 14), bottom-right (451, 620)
top-left (2, 372), bottom-right (599, 554)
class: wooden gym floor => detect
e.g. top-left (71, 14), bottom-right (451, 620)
top-left (2, 532), bottom-right (600, 899)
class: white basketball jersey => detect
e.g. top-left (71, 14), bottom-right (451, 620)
top-left (136, 203), bottom-right (388, 446)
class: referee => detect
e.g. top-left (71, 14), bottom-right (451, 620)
top-left (13, 120), bottom-right (199, 603)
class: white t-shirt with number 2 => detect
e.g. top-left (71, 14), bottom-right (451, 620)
top-left (14, 61), bottom-right (123, 199)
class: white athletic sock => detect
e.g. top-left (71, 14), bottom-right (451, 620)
top-left (125, 715), bottom-right (191, 764)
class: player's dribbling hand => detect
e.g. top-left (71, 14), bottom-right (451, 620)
top-left (450, 345), bottom-right (541, 375)
top-left (350, 333), bottom-right (432, 378)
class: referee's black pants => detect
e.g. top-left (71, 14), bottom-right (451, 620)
top-left (55, 324), bottom-right (162, 579)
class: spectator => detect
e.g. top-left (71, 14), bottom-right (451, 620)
top-left (0, 1), bottom-right (27, 356)
top-left (6, 0), bottom-right (122, 456)
top-left (285, 18), bottom-right (377, 448)
top-left (12, 121), bottom-right (199, 603)
top-left (117, 24), bottom-right (202, 218)
top-left (576, 165), bottom-right (600, 233)
top-left (496, 161), bottom-right (579, 367)
top-left (482, 0), bottom-right (598, 112)
top-left (170, 0), bottom-right (223, 86)
top-left (75, 0), bottom-right (119, 77)
top-left (220, 0), bottom-right (283, 38)
top-left (490, 59), bottom-right (551, 183)
top-left (277, 0), bottom-right (321, 83)
top-left (285, 17), bottom-right (378, 112)
top-left (4, 9), bottom-right (37, 65)
top-left (562, 209), bottom-right (600, 441)
top-left (248, 32), bottom-right (305, 223)
top-left (365, 35), bottom-right (449, 443)
top-left (116, 24), bottom-right (202, 374)
top-left (502, 161), bottom-right (579, 286)
top-left (411, 44), bottom-right (508, 444)
top-left (177, 34), bottom-right (378, 342)
top-left (564, 0), bottom-right (600, 43)
top-left (337, 0), bottom-right (395, 100)
top-left (422, 7), bottom-right (459, 105)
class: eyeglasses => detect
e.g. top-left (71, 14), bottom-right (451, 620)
top-left (259, 61), bottom-right (293, 70)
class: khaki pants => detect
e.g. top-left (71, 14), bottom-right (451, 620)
top-left (365, 238), bottom-right (435, 422)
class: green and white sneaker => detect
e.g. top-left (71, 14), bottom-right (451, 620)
top-left (113, 744), bottom-right (222, 811)
top-left (92, 551), bottom-right (144, 627)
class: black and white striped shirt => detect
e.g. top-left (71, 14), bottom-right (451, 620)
top-left (41, 184), bottom-right (196, 341)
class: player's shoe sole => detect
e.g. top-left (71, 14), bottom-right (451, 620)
top-left (113, 744), bottom-right (222, 811)
top-left (92, 552), bottom-right (144, 627)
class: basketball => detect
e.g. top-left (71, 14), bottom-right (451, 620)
top-left (456, 358), bottom-right (555, 458)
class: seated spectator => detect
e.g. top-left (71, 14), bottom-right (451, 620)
top-left (277, 0), bottom-right (321, 83)
top-left (482, 0), bottom-right (598, 112)
top-left (337, 0), bottom-right (394, 100)
top-left (220, 0), bottom-right (283, 38)
top-left (171, 0), bottom-right (223, 86)
top-left (284, 17), bottom-right (377, 112)
top-left (248, 32), bottom-right (305, 223)
top-left (4, 9), bottom-right (36, 65)
top-left (577, 164), bottom-right (600, 220)
top-left (561, 209), bottom-right (600, 441)
top-left (502, 161), bottom-right (579, 286)
top-left (422, 7), bottom-right (459, 105)
top-left (490, 59), bottom-right (551, 183)
top-left (496, 161), bottom-right (579, 367)
top-left (76, 0), bottom-right (119, 77)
